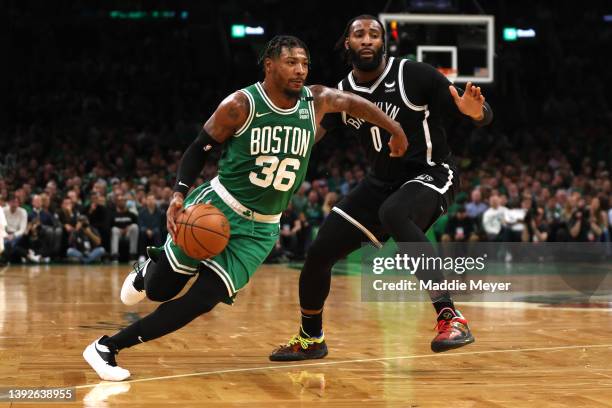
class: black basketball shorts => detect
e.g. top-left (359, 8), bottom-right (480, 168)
top-left (331, 162), bottom-right (458, 247)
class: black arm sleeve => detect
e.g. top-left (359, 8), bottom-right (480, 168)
top-left (173, 129), bottom-right (220, 196)
top-left (320, 112), bottom-right (342, 131)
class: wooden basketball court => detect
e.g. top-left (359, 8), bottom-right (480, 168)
top-left (1, 263), bottom-right (612, 407)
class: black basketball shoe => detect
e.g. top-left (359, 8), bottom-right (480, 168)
top-left (269, 333), bottom-right (328, 361)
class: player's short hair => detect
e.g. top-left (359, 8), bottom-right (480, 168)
top-left (335, 14), bottom-right (387, 65)
top-left (258, 35), bottom-right (310, 70)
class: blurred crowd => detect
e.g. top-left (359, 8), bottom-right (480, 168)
top-left (1, 118), bottom-right (610, 265)
top-left (2, 2), bottom-right (611, 264)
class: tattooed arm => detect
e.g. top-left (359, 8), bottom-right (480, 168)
top-left (309, 85), bottom-right (408, 157)
top-left (168, 92), bottom-right (250, 239)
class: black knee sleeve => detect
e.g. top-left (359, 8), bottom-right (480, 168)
top-left (144, 252), bottom-right (192, 302)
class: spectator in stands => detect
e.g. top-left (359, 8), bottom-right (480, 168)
top-left (291, 183), bottom-right (308, 215)
top-left (138, 193), bottom-right (163, 261)
top-left (92, 180), bottom-right (107, 198)
top-left (67, 215), bottom-right (105, 264)
top-left (502, 197), bottom-right (530, 242)
top-left (2, 195), bottom-right (28, 262)
top-left (14, 188), bottom-right (29, 213)
top-left (67, 190), bottom-right (83, 214)
top-left (158, 187), bottom-right (173, 238)
top-left (58, 196), bottom-right (78, 254)
top-left (522, 206), bottom-right (549, 243)
top-left (40, 193), bottom-right (54, 216)
top-left (340, 170), bottom-right (356, 196)
top-left (0, 206), bottom-right (6, 264)
top-left (87, 191), bottom-right (110, 252)
top-left (506, 183), bottom-right (521, 208)
top-left (327, 167), bottom-right (343, 194)
top-left (29, 194), bottom-right (62, 258)
top-left (44, 181), bottom-right (60, 213)
top-left (441, 207), bottom-right (479, 242)
top-left (110, 194), bottom-right (139, 262)
top-left (312, 179), bottom-right (329, 203)
top-left (135, 185), bottom-right (146, 208)
top-left (466, 188), bottom-right (488, 220)
top-left (302, 190), bottom-right (323, 250)
top-left (304, 190), bottom-right (323, 227)
top-left (608, 203), bottom-right (612, 234)
top-left (280, 201), bottom-right (303, 259)
top-left (586, 196), bottom-right (608, 242)
top-left (29, 194), bottom-right (54, 226)
top-left (568, 194), bottom-right (590, 242)
top-left (12, 216), bottom-right (45, 263)
top-left (354, 167), bottom-right (365, 184)
top-left (482, 194), bottom-right (507, 241)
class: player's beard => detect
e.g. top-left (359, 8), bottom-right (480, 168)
top-left (283, 86), bottom-right (302, 98)
top-left (348, 46), bottom-right (384, 71)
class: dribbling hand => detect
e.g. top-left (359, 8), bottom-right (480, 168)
top-left (167, 192), bottom-right (184, 242)
top-left (388, 123), bottom-right (409, 157)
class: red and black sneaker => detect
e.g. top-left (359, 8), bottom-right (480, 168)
top-left (269, 333), bottom-right (328, 361)
top-left (431, 308), bottom-right (475, 353)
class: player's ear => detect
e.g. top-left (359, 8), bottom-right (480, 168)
top-left (264, 58), bottom-right (272, 75)
top-left (344, 38), bottom-right (349, 50)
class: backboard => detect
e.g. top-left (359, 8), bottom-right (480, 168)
top-left (379, 13), bottom-right (495, 83)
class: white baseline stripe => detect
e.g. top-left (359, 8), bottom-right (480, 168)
top-left (332, 207), bottom-right (382, 248)
top-left (74, 343), bottom-right (612, 390)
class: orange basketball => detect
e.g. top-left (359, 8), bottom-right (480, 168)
top-left (175, 204), bottom-right (230, 260)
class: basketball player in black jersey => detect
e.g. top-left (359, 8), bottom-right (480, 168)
top-left (270, 15), bottom-right (493, 361)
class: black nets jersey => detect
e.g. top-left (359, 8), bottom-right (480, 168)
top-left (322, 57), bottom-right (487, 183)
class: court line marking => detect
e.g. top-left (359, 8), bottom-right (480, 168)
top-left (74, 343), bottom-right (612, 389)
top-left (463, 301), bottom-right (612, 313)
